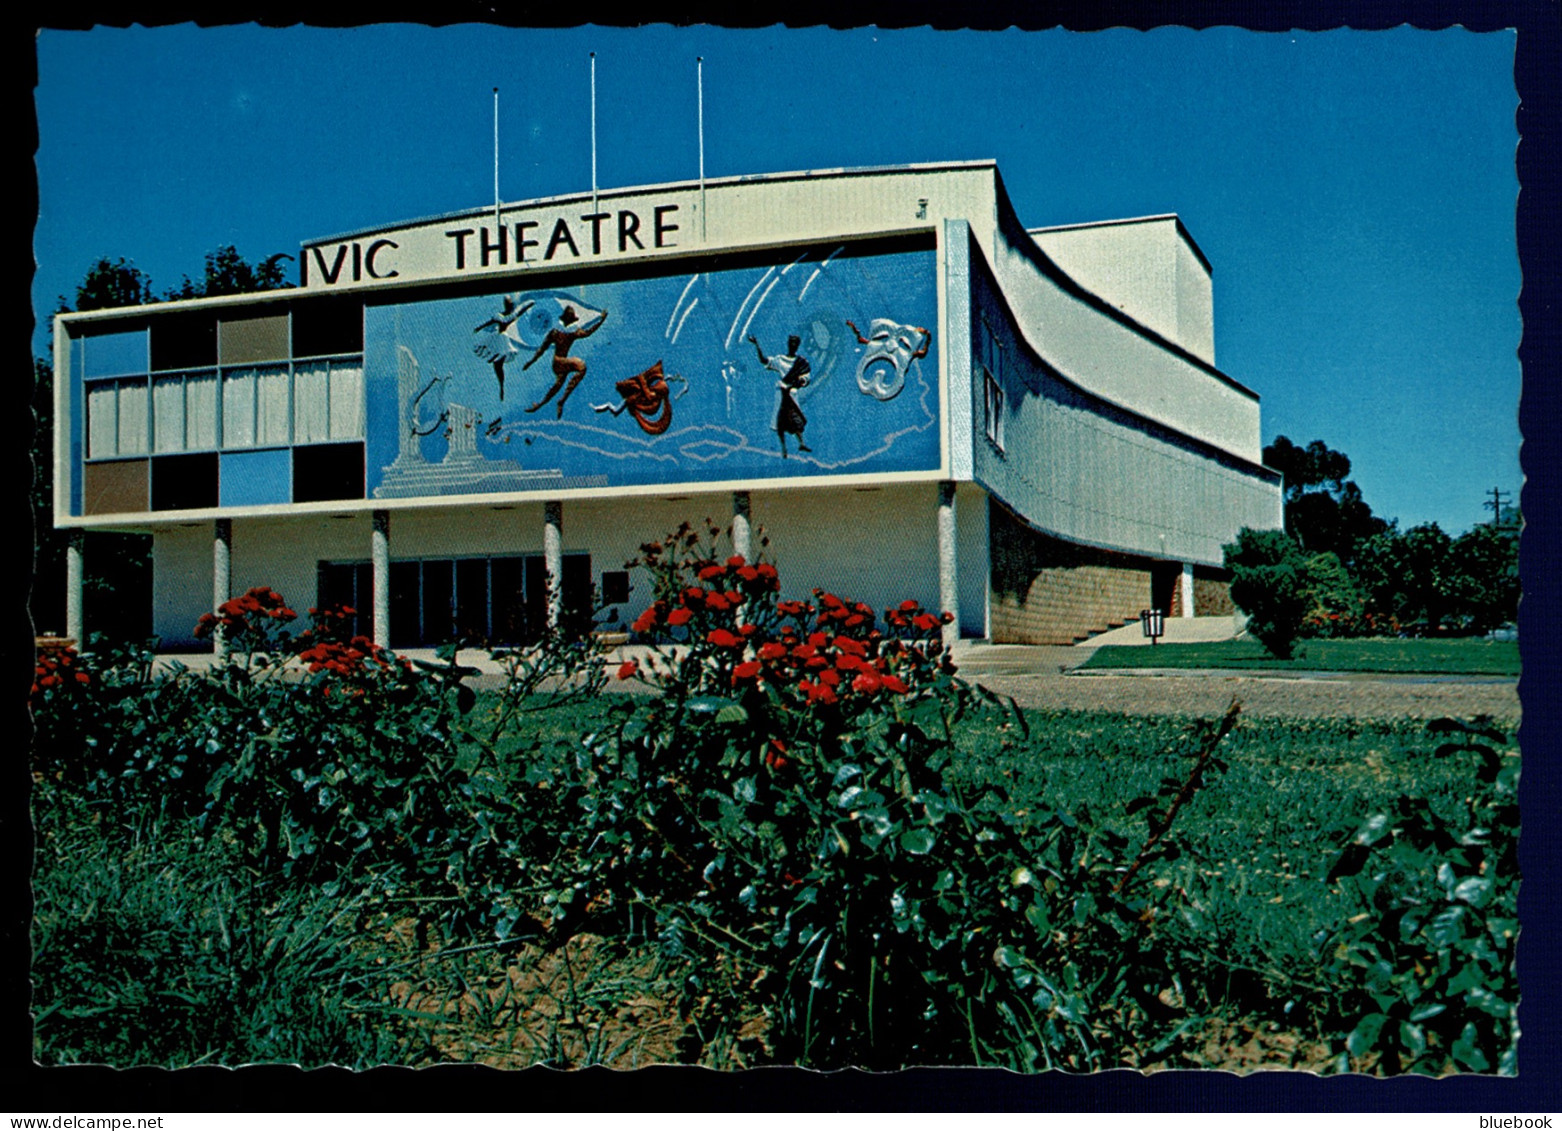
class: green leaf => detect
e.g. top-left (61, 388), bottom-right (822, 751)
top-left (714, 704), bottom-right (749, 725)
top-left (900, 827), bottom-right (937, 855)
top-left (1346, 1012), bottom-right (1389, 1058)
top-left (1451, 1021), bottom-right (1491, 1071)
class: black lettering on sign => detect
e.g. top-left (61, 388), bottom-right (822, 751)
top-left (445, 229), bottom-right (475, 270)
top-left (365, 239), bottom-right (400, 279)
top-left (545, 218), bottom-right (580, 260)
top-left (654, 205), bottom-right (679, 248)
top-left (352, 242), bottom-right (363, 282)
top-left (618, 210), bottom-right (644, 252)
top-left (515, 221), bottom-right (540, 261)
top-left (581, 212), bottom-right (610, 255)
top-left (480, 226), bottom-right (507, 267)
top-left (311, 245), bottom-right (350, 285)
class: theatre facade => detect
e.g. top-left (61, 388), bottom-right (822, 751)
top-left (53, 160), bottom-right (1283, 650)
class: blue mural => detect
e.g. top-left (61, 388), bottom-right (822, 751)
top-left (363, 243), bottom-right (940, 497)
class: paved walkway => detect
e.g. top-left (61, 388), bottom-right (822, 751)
top-left (142, 616), bottom-right (1520, 723)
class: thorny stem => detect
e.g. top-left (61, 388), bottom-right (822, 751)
top-left (1113, 698), bottom-right (1243, 895)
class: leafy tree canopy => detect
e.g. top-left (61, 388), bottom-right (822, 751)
top-left (1263, 435), bottom-right (1389, 564)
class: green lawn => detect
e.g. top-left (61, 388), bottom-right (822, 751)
top-left (1077, 636), bottom-right (1519, 676)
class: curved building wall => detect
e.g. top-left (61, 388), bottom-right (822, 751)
top-left (965, 236), bottom-right (1281, 569)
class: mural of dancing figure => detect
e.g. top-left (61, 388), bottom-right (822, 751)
top-left (522, 305), bottom-right (608, 418)
top-left (749, 333), bottom-right (812, 458)
top-left (592, 359), bottom-right (687, 435)
top-left (471, 295), bottom-right (535, 400)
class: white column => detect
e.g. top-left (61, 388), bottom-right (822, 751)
top-left (1181, 562), bottom-right (1196, 618)
top-left (64, 530), bottom-right (84, 643)
top-left (937, 481), bottom-right (959, 650)
top-left (213, 519), bottom-right (232, 661)
top-left (544, 500), bottom-right (563, 631)
top-left (732, 490), bottom-right (753, 561)
top-left (371, 510), bottom-right (391, 646)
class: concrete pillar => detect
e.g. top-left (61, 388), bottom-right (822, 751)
top-left (732, 490), bottom-right (753, 561)
top-left (213, 519), bottom-right (232, 661)
top-left (371, 510), bottom-right (391, 646)
top-left (1181, 562), bottom-right (1196, 619)
top-left (543, 500), bottom-right (563, 631)
top-left (64, 530), bottom-right (85, 644)
top-left (937, 481), bottom-right (959, 650)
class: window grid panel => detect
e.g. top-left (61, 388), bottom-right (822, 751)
top-left (223, 369), bottom-right (257, 448)
top-left (117, 379), bottom-right (149, 456)
top-left (257, 365), bottom-right (291, 447)
top-left (153, 375), bottom-right (186, 454)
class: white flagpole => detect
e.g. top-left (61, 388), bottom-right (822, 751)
top-left (590, 53), bottom-right (598, 214)
top-left (698, 57), bottom-right (706, 242)
top-left (493, 87), bottom-right (501, 233)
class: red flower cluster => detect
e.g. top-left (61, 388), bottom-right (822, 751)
top-left (31, 645), bottom-right (89, 697)
top-left (194, 586), bottom-right (298, 639)
top-left (631, 554), bottom-right (780, 637)
top-left (296, 635), bottom-right (397, 677)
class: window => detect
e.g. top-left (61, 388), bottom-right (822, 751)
top-left (601, 570), bottom-right (631, 606)
top-left (984, 371), bottom-right (1005, 450)
top-left (294, 359), bottom-right (364, 444)
top-left (978, 317), bottom-right (1005, 452)
top-left (86, 378), bottom-right (151, 459)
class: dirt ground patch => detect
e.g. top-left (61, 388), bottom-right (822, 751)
top-left (958, 654), bottom-right (1519, 723)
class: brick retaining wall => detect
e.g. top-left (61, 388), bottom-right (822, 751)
top-left (988, 501), bottom-right (1159, 644)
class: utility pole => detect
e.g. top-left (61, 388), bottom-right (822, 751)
top-left (1484, 486), bottom-right (1512, 529)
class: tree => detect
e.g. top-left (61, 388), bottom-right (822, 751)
top-left (1356, 522), bottom-right (1455, 634)
top-left (1299, 550), bottom-right (1364, 635)
top-left (1263, 436), bottom-right (1389, 566)
top-left (1448, 519), bottom-right (1519, 633)
top-left (165, 246), bottom-right (293, 300)
top-left (1224, 527), bottom-right (1310, 659)
top-left (62, 257), bottom-right (155, 312)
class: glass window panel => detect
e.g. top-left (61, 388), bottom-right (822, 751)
top-left (87, 382), bottom-right (118, 459)
top-left (223, 369), bottom-right (256, 448)
top-left (257, 365), bottom-right (290, 446)
top-left (117, 380), bottom-right (148, 456)
top-left (153, 376), bottom-right (185, 453)
top-left (293, 362), bottom-right (330, 445)
top-left (329, 363), bottom-right (364, 440)
top-left (185, 372), bottom-right (218, 450)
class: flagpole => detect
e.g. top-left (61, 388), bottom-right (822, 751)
top-left (590, 53), bottom-right (598, 214)
top-left (697, 57), bottom-right (706, 242)
top-left (493, 87), bottom-right (501, 233)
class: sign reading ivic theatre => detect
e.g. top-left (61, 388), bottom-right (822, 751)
top-left (300, 191), bottom-right (691, 291)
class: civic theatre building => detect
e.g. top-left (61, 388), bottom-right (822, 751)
top-left (53, 161), bottom-right (1283, 650)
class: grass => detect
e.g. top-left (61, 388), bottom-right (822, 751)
top-left (1077, 636), bottom-right (1520, 676)
top-left (33, 676), bottom-right (1516, 1070)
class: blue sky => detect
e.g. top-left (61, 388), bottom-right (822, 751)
top-left (32, 24), bottom-right (1521, 535)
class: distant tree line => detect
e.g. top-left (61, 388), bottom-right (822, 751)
top-left (1224, 436), bottom-right (1519, 658)
top-left (31, 249), bottom-right (293, 642)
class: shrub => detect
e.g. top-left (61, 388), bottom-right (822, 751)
top-left (537, 522), bottom-right (1250, 1069)
top-left (1224, 528), bottom-right (1310, 658)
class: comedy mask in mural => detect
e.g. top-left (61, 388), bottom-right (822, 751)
top-left (364, 241), bottom-right (939, 498)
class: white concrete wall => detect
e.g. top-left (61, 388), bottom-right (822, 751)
top-left (955, 481), bottom-right (990, 638)
top-left (967, 253), bottom-right (1281, 569)
top-left (153, 487), bottom-right (955, 645)
top-left (1030, 216), bottom-right (1215, 368)
top-left (152, 525), bottom-right (215, 649)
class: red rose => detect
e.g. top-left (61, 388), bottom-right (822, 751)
top-left (733, 660), bottom-right (762, 682)
top-left (699, 565), bottom-right (725, 581)
top-left (617, 659), bottom-right (640, 680)
top-left (667, 608), bottom-right (693, 626)
top-left (726, 555), bottom-right (747, 568)
top-left (707, 629), bottom-right (742, 648)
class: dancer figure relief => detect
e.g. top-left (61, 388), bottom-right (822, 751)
top-left (471, 295), bottom-right (535, 400)
top-left (749, 333), bottom-right (813, 458)
top-left (523, 305), bottom-right (608, 418)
